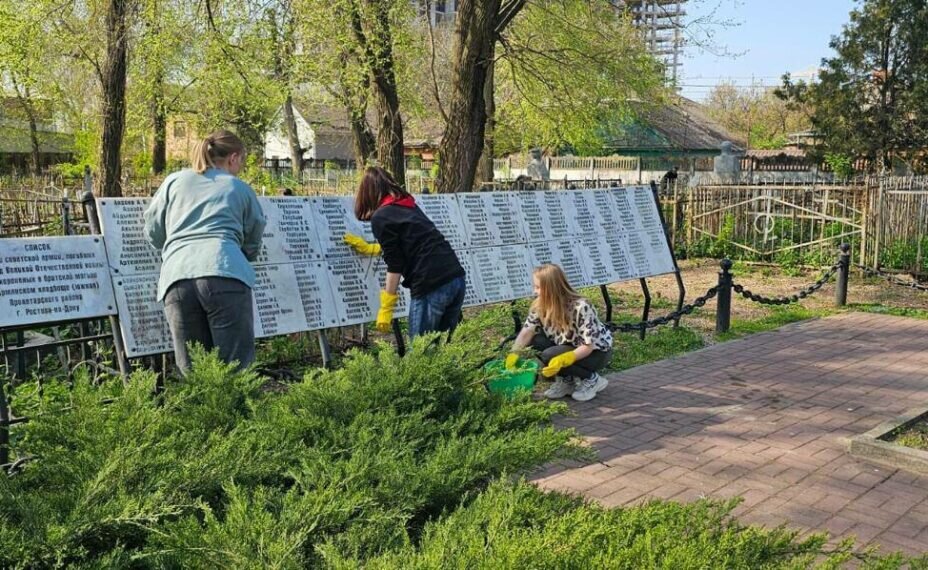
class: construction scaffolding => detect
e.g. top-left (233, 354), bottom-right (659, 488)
top-left (614, 0), bottom-right (687, 85)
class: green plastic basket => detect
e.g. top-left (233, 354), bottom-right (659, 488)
top-left (484, 359), bottom-right (538, 397)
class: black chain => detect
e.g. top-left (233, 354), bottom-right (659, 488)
top-left (731, 263), bottom-right (841, 305)
top-left (855, 263), bottom-right (928, 291)
top-left (608, 286), bottom-right (719, 333)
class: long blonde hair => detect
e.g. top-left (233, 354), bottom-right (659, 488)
top-left (191, 130), bottom-right (245, 174)
top-left (531, 264), bottom-right (581, 333)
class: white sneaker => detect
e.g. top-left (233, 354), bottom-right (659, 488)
top-left (543, 377), bottom-right (575, 399)
top-left (571, 373), bottom-right (608, 402)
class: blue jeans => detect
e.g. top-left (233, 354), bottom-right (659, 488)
top-left (408, 276), bottom-right (466, 338)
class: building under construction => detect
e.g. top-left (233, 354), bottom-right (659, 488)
top-left (613, 0), bottom-right (687, 85)
top-left (419, 1), bottom-right (687, 83)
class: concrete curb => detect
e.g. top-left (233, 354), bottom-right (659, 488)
top-left (848, 407), bottom-right (928, 475)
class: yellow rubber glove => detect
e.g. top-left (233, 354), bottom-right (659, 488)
top-left (541, 351), bottom-right (577, 378)
top-left (505, 353), bottom-right (520, 371)
top-left (344, 233), bottom-right (381, 256)
top-left (376, 290), bottom-right (398, 332)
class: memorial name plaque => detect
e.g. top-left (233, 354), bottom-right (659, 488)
top-left (416, 194), bottom-right (469, 250)
top-left (311, 196), bottom-right (375, 259)
top-left (483, 192), bottom-right (527, 245)
top-left (112, 274), bottom-right (173, 357)
top-left (590, 189), bottom-right (621, 235)
top-left (514, 191), bottom-right (549, 243)
top-left (499, 245), bottom-right (533, 299)
top-left (529, 240), bottom-right (589, 287)
top-left (542, 192), bottom-right (576, 239)
top-left (254, 198), bottom-right (324, 265)
top-left (0, 236), bottom-right (117, 327)
top-left (568, 190), bottom-right (598, 236)
top-left (469, 247), bottom-right (515, 303)
top-left (326, 256), bottom-right (409, 327)
top-left (579, 236), bottom-right (619, 287)
top-left (457, 250), bottom-right (487, 308)
top-left (98, 198), bottom-right (162, 275)
top-left (611, 188), bottom-right (642, 233)
top-left (603, 234), bottom-right (638, 281)
top-left (293, 261), bottom-right (340, 330)
top-left (631, 186), bottom-right (663, 233)
top-left (252, 264), bottom-right (311, 338)
top-left (456, 193), bottom-right (495, 247)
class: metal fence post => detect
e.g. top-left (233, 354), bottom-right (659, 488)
top-left (715, 259), bottom-right (733, 334)
top-left (835, 243), bottom-right (851, 307)
top-left (61, 196), bottom-right (71, 235)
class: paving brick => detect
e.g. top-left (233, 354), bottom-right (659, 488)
top-left (534, 313), bottom-right (928, 555)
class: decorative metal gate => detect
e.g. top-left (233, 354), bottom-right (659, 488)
top-left (688, 184), bottom-right (865, 260)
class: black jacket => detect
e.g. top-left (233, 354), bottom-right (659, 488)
top-left (371, 204), bottom-right (465, 298)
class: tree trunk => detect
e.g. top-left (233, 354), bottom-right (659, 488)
top-left (12, 80), bottom-right (41, 176)
top-left (476, 48), bottom-right (496, 186)
top-left (282, 94), bottom-right (304, 179)
top-left (348, 107), bottom-right (376, 167)
top-left (435, 0), bottom-right (502, 193)
top-left (151, 68), bottom-right (167, 174)
top-left (359, 1), bottom-right (405, 184)
top-left (99, 0), bottom-right (130, 197)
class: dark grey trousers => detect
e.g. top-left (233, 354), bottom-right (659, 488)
top-left (531, 333), bottom-right (612, 379)
top-left (163, 277), bottom-right (255, 374)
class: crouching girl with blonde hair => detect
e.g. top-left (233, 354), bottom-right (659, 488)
top-left (507, 264), bottom-right (614, 402)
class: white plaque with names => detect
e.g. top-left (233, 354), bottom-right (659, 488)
top-left (293, 261), bottom-right (341, 330)
top-left (325, 256), bottom-right (409, 327)
top-left (610, 188), bottom-right (643, 233)
top-left (579, 236), bottom-right (619, 287)
top-left (0, 236), bottom-right (117, 327)
top-left (254, 198), bottom-right (324, 264)
top-left (251, 264), bottom-right (311, 338)
top-left (457, 192), bottom-right (527, 247)
top-left (590, 189), bottom-right (622, 235)
top-left (603, 233), bottom-right (638, 281)
top-left (631, 186), bottom-right (664, 234)
top-left (469, 247), bottom-right (514, 303)
top-left (458, 250), bottom-right (487, 308)
top-left (310, 196), bottom-right (375, 259)
top-left (567, 190), bottom-right (599, 237)
top-left (528, 240), bottom-right (589, 288)
top-left (97, 198), bottom-right (162, 275)
top-left (416, 194), bottom-right (469, 250)
top-left (542, 192), bottom-right (577, 240)
top-left (111, 274), bottom-right (173, 357)
top-left (513, 191), bottom-right (550, 243)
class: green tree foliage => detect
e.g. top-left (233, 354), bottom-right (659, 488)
top-left (494, 1), bottom-right (667, 156)
top-left (704, 82), bottom-right (812, 151)
top-left (805, 0), bottom-right (928, 172)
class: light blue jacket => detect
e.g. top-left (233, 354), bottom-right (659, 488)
top-left (143, 168), bottom-right (266, 301)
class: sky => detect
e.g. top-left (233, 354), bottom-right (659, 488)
top-left (678, 0), bottom-right (858, 101)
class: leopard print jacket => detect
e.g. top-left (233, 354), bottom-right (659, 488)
top-left (525, 298), bottom-right (613, 351)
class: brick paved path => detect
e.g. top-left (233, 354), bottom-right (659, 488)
top-left (534, 312), bottom-right (928, 555)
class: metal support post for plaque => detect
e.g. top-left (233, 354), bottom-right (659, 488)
top-left (0, 380), bottom-right (9, 468)
top-left (600, 285), bottom-right (614, 323)
top-left (317, 331), bottom-right (332, 368)
top-left (82, 191), bottom-right (131, 379)
top-left (392, 318), bottom-right (406, 356)
top-left (835, 243), bottom-right (851, 307)
top-left (638, 279), bottom-right (651, 341)
top-left (510, 301), bottom-right (522, 337)
top-left (650, 182), bottom-right (686, 327)
top-left (715, 259), bottom-right (733, 334)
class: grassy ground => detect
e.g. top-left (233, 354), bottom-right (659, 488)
top-left (891, 420), bottom-right (928, 451)
top-left (253, 258), bottom-right (928, 381)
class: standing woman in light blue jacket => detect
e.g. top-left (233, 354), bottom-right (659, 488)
top-left (144, 130), bottom-right (266, 374)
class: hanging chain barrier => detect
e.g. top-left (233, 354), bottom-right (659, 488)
top-left (731, 262), bottom-right (842, 306)
top-left (854, 264), bottom-right (928, 292)
top-left (607, 286), bottom-right (720, 333)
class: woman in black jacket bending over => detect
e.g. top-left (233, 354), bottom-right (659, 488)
top-left (344, 166), bottom-right (466, 337)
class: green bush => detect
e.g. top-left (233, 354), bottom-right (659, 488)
top-left (0, 335), bottom-right (576, 568)
top-left (326, 479), bottom-right (917, 569)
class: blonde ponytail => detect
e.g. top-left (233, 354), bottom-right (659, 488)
top-left (191, 130), bottom-right (245, 174)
